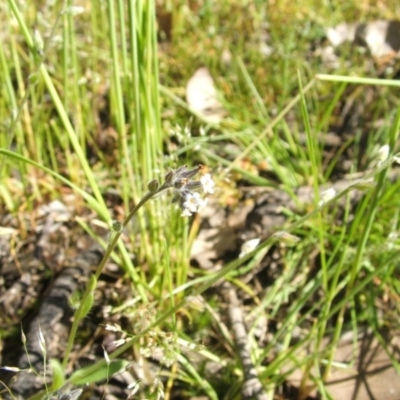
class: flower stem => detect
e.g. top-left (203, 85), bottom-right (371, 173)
top-left (62, 186), bottom-right (167, 370)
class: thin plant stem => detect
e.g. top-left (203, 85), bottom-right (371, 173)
top-left (62, 182), bottom-right (171, 369)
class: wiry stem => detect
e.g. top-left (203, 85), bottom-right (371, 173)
top-left (62, 184), bottom-right (168, 369)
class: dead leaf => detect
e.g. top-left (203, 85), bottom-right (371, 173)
top-left (357, 20), bottom-right (400, 58)
top-left (185, 67), bottom-right (227, 123)
top-left (326, 23), bottom-right (357, 47)
top-left (326, 20), bottom-right (400, 58)
top-left (191, 200), bottom-right (253, 269)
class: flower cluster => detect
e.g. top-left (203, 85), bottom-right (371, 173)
top-left (164, 165), bottom-right (215, 217)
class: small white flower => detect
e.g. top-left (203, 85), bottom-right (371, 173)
top-left (183, 192), bottom-right (201, 212)
top-left (239, 238), bottom-right (261, 258)
top-left (181, 193), bottom-right (208, 216)
top-left (393, 155), bottom-right (400, 164)
top-left (200, 174), bottom-right (215, 194)
top-left (318, 188), bottom-right (336, 206)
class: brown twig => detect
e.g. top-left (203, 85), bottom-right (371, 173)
top-left (222, 282), bottom-right (269, 400)
top-left (5, 210), bottom-right (102, 400)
